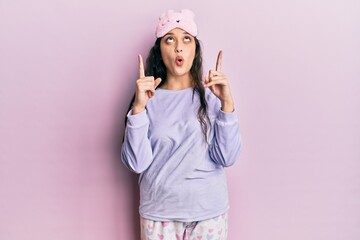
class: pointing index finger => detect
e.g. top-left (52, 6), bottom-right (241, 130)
top-left (216, 50), bottom-right (223, 72)
top-left (138, 54), bottom-right (145, 78)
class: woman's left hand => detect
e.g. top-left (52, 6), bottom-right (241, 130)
top-left (204, 50), bottom-right (235, 112)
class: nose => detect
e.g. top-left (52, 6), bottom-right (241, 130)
top-left (175, 44), bottom-right (183, 53)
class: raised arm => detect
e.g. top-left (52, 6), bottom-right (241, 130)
top-left (208, 101), bottom-right (242, 167)
top-left (121, 55), bottom-right (161, 173)
top-left (121, 109), bottom-right (153, 173)
top-left (205, 50), bottom-right (243, 167)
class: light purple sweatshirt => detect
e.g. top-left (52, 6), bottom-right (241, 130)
top-left (121, 87), bottom-right (242, 222)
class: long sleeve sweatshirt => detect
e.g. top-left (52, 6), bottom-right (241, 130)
top-left (121, 87), bottom-right (242, 222)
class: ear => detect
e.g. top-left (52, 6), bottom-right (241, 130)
top-left (166, 10), bottom-right (174, 16)
top-left (159, 10), bottom-right (174, 20)
top-left (181, 9), bottom-right (195, 19)
top-left (159, 12), bottom-right (166, 20)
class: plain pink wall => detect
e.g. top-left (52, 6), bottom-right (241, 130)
top-left (1, 0), bottom-right (359, 239)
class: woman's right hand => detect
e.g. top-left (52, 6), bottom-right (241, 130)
top-left (132, 54), bottom-right (162, 115)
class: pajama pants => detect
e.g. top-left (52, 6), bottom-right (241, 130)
top-left (140, 212), bottom-right (228, 240)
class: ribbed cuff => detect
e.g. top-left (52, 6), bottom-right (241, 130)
top-left (216, 108), bottom-right (238, 125)
top-left (126, 108), bottom-right (149, 127)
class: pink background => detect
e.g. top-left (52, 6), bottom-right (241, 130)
top-left (1, 0), bottom-right (359, 239)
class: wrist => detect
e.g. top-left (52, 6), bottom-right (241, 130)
top-left (220, 99), bottom-right (234, 112)
top-left (132, 105), bottom-right (145, 115)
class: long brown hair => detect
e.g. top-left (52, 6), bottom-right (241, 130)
top-left (125, 37), bottom-right (211, 143)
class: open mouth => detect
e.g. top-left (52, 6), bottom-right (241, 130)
top-left (175, 56), bottom-right (184, 66)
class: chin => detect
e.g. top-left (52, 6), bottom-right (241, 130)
top-left (176, 67), bottom-right (191, 75)
top-left (175, 70), bottom-right (189, 76)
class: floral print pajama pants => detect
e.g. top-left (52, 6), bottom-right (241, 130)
top-left (140, 212), bottom-right (228, 240)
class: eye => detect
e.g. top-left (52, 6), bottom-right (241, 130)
top-left (184, 36), bottom-right (191, 42)
top-left (165, 37), bottom-right (174, 43)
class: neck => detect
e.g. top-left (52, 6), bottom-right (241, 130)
top-left (161, 72), bottom-right (194, 90)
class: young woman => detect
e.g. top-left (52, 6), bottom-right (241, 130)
top-left (121, 9), bottom-right (242, 240)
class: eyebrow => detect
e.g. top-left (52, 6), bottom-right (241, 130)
top-left (164, 31), bottom-right (191, 36)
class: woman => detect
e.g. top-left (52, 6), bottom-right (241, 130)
top-left (121, 9), bottom-right (242, 240)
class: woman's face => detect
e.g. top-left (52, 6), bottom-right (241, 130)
top-left (160, 28), bottom-right (196, 78)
